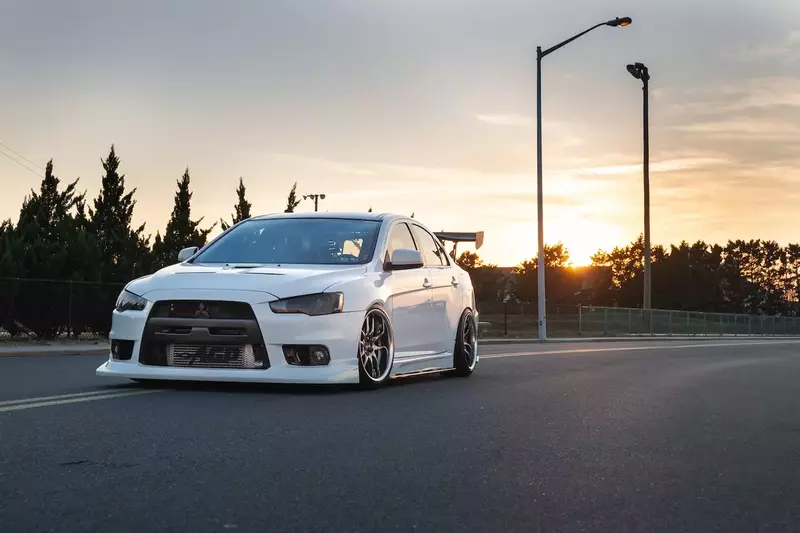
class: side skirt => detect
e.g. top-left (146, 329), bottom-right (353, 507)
top-left (391, 367), bottom-right (455, 380)
top-left (390, 352), bottom-right (452, 377)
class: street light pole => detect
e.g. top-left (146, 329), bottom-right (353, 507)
top-left (303, 193), bottom-right (326, 212)
top-left (536, 46), bottom-right (546, 341)
top-left (627, 62), bottom-right (651, 310)
top-left (535, 16), bottom-right (632, 340)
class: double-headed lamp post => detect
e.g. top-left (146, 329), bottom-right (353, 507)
top-left (535, 16), bottom-right (632, 340)
top-left (303, 193), bottom-right (326, 212)
top-left (626, 62), bottom-right (651, 310)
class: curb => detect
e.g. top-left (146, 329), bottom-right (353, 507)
top-left (479, 336), bottom-right (800, 345)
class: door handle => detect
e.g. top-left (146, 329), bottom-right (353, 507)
top-left (422, 279), bottom-right (432, 289)
top-left (451, 276), bottom-right (459, 287)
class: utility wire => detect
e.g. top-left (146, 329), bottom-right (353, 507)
top-left (0, 141), bottom-right (45, 171)
top-left (0, 146), bottom-right (43, 178)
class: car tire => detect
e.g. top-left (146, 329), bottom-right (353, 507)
top-left (452, 309), bottom-right (478, 377)
top-left (357, 304), bottom-right (395, 389)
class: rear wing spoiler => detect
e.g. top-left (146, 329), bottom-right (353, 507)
top-left (434, 231), bottom-right (484, 251)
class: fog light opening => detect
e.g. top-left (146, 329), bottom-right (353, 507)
top-left (282, 345), bottom-right (330, 366)
top-left (111, 340), bottom-right (134, 361)
top-left (309, 345), bottom-right (330, 366)
top-left (284, 346), bottom-right (303, 365)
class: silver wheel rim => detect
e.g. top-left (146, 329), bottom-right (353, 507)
top-left (462, 315), bottom-right (477, 370)
top-left (359, 309), bottom-right (393, 382)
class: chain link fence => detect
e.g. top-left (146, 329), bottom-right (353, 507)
top-left (477, 301), bottom-right (800, 338)
top-left (0, 278), bottom-right (124, 341)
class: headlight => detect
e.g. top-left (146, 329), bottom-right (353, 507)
top-left (115, 290), bottom-right (148, 312)
top-left (269, 293), bottom-right (344, 316)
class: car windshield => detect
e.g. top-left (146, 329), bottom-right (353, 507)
top-left (191, 217), bottom-right (381, 265)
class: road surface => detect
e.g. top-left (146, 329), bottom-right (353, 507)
top-left (1, 340), bottom-right (799, 532)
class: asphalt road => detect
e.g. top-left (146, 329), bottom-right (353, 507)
top-left (2, 340), bottom-right (800, 533)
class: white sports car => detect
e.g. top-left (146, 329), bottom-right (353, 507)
top-left (96, 212), bottom-right (482, 388)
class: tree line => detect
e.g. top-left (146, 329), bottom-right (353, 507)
top-left (0, 146), bottom-right (310, 336)
top-left (455, 237), bottom-right (800, 317)
top-left (0, 146), bottom-right (309, 284)
top-left (1, 145), bottom-right (798, 337)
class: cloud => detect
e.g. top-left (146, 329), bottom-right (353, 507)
top-left (576, 157), bottom-right (731, 176)
top-left (732, 30), bottom-right (800, 62)
top-left (475, 114), bottom-right (533, 126)
top-left (727, 77), bottom-right (800, 110)
top-left (674, 117), bottom-right (800, 141)
top-left (662, 77), bottom-right (800, 118)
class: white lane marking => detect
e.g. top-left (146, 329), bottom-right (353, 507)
top-left (481, 340), bottom-right (800, 360)
top-left (0, 389), bottom-right (163, 413)
top-left (0, 389), bottom-right (127, 407)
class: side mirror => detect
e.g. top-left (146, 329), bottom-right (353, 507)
top-left (178, 246), bottom-right (199, 262)
top-left (386, 248), bottom-right (424, 271)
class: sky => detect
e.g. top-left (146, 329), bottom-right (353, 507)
top-left (1, 0), bottom-right (799, 266)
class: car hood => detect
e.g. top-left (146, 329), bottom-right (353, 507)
top-left (126, 263), bottom-right (367, 300)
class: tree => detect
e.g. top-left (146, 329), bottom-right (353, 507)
top-left (649, 241), bottom-right (726, 312)
top-left (455, 250), bottom-right (483, 270)
top-left (221, 177), bottom-right (252, 231)
top-left (285, 182), bottom-right (301, 213)
top-left (152, 168), bottom-right (214, 269)
top-left (10, 160), bottom-right (100, 336)
top-left (89, 145), bottom-right (149, 281)
top-left (783, 243), bottom-right (800, 314)
top-left (513, 242), bottom-right (578, 305)
top-left (15, 160), bottom-right (82, 280)
top-left (456, 251), bottom-right (502, 305)
top-left (591, 234), bottom-right (667, 307)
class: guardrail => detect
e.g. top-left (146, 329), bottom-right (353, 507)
top-left (476, 303), bottom-right (800, 338)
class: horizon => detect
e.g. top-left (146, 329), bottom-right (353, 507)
top-left (2, 0), bottom-right (799, 267)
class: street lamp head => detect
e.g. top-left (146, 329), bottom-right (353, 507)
top-left (627, 62), bottom-right (649, 81)
top-left (607, 16), bottom-right (632, 27)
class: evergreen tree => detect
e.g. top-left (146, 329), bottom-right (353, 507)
top-left (11, 160), bottom-right (99, 336)
top-left (0, 220), bottom-right (21, 278)
top-left (285, 182), bottom-right (301, 213)
top-left (221, 177), bottom-right (252, 230)
top-left (152, 168), bottom-right (214, 268)
top-left (89, 145), bottom-right (149, 281)
top-left (15, 160), bottom-right (82, 280)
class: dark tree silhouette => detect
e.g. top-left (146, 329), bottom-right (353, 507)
top-left (221, 177), bottom-right (252, 230)
top-left (285, 182), bottom-right (301, 213)
top-left (89, 145), bottom-right (150, 281)
top-left (152, 168), bottom-right (214, 268)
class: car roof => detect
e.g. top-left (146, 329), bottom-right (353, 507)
top-left (250, 212), bottom-right (408, 223)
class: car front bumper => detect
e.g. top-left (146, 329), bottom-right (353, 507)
top-left (96, 291), bottom-right (363, 384)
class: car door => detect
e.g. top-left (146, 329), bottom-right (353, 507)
top-left (411, 224), bottom-right (462, 354)
top-left (384, 222), bottom-right (436, 356)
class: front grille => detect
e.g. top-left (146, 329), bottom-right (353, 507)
top-left (150, 300), bottom-right (256, 320)
top-left (167, 344), bottom-right (257, 369)
top-left (139, 300), bottom-right (270, 370)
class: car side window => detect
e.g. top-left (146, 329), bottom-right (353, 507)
top-left (412, 225), bottom-right (447, 267)
top-left (387, 223), bottom-right (418, 258)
